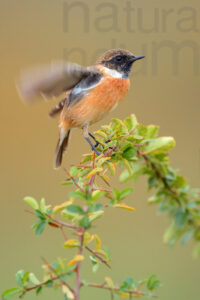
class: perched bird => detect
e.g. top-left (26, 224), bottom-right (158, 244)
top-left (18, 49), bottom-right (144, 168)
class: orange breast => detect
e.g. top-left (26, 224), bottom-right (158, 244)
top-left (60, 77), bottom-right (130, 129)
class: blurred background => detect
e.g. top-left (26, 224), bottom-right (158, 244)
top-left (1, 0), bottom-right (200, 299)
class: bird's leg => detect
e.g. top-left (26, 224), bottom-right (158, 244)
top-left (83, 124), bottom-right (101, 156)
top-left (89, 132), bottom-right (112, 149)
top-left (89, 132), bottom-right (99, 147)
top-left (89, 132), bottom-right (106, 149)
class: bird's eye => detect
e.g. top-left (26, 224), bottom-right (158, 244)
top-left (115, 55), bottom-right (122, 62)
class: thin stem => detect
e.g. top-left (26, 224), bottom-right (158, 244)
top-left (65, 169), bottom-right (85, 193)
top-left (89, 152), bottom-right (96, 190)
top-left (73, 164), bottom-right (92, 169)
top-left (48, 215), bottom-right (79, 230)
top-left (74, 228), bottom-right (84, 300)
top-left (93, 187), bottom-right (112, 193)
top-left (138, 150), bottom-right (181, 206)
top-left (25, 210), bottom-right (78, 230)
top-left (41, 257), bottom-right (74, 294)
top-left (81, 282), bottom-right (157, 298)
top-left (26, 275), bottom-right (60, 292)
top-left (85, 246), bottom-right (111, 269)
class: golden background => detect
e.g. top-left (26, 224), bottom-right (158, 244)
top-left (1, 0), bottom-right (200, 299)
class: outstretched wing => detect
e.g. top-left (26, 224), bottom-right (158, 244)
top-left (17, 61), bottom-right (99, 103)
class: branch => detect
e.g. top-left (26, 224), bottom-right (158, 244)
top-left (85, 246), bottom-right (111, 269)
top-left (74, 228), bottom-right (85, 300)
top-left (41, 257), bottom-right (74, 294)
top-left (89, 152), bottom-right (96, 190)
top-left (25, 209), bottom-right (78, 230)
top-left (65, 169), bottom-right (85, 193)
top-left (26, 275), bottom-right (60, 292)
top-left (137, 150), bottom-right (181, 206)
top-left (81, 282), bottom-right (157, 298)
top-left (47, 215), bottom-right (79, 230)
top-left (93, 187), bottom-right (112, 193)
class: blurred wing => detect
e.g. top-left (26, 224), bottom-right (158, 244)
top-left (17, 61), bottom-right (98, 103)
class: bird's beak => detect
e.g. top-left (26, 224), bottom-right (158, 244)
top-left (130, 55), bottom-right (145, 62)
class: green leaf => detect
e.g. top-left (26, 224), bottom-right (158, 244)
top-left (63, 294), bottom-right (68, 300)
top-left (144, 137), bottom-right (176, 154)
top-left (88, 210), bottom-right (104, 222)
top-left (113, 188), bottom-right (120, 201)
top-left (145, 125), bottom-right (159, 139)
top-left (35, 221), bottom-right (46, 236)
top-left (79, 217), bottom-right (91, 229)
top-left (69, 191), bottom-right (86, 199)
top-left (61, 180), bottom-right (73, 185)
top-left (137, 124), bottom-right (159, 139)
top-left (122, 147), bottom-right (136, 159)
top-left (89, 256), bottom-right (99, 272)
top-left (40, 198), bottom-right (46, 213)
top-left (95, 129), bottom-right (108, 139)
top-left (91, 191), bottom-right (105, 202)
top-left (103, 245), bottom-right (111, 261)
top-left (34, 209), bottom-right (46, 220)
top-left (120, 162), bottom-right (145, 183)
top-left (22, 272), bottom-right (30, 285)
top-left (95, 203), bottom-right (104, 211)
top-left (120, 277), bottom-right (134, 291)
top-left (66, 205), bottom-right (84, 215)
top-left (29, 273), bottom-right (40, 285)
top-left (2, 288), bottom-right (21, 299)
top-left (181, 230), bottom-right (194, 245)
top-left (36, 286), bottom-right (42, 295)
top-left (15, 270), bottom-right (25, 287)
top-left (147, 274), bottom-right (161, 291)
top-left (120, 188), bottom-right (133, 199)
top-left (24, 196), bottom-right (39, 210)
top-left (70, 166), bottom-right (79, 176)
top-left (174, 209), bottom-right (188, 229)
top-left (89, 255), bottom-right (98, 264)
top-left (163, 222), bottom-right (180, 246)
top-left (92, 263), bottom-right (99, 273)
top-left (45, 279), bottom-right (53, 287)
top-left (124, 114), bottom-right (138, 131)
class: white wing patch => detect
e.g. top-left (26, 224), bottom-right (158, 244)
top-left (72, 78), bottom-right (103, 95)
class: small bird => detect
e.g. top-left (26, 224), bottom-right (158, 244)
top-left (18, 49), bottom-right (144, 168)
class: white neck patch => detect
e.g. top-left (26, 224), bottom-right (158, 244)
top-left (103, 67), bottom-right (123, 78)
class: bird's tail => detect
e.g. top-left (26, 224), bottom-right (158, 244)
top-left (54, 128), bottom-right (71, 168)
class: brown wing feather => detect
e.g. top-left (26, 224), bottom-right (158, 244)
top-left (17, 61), bottom-right (99, 103)
top-left (49, 94), bottom-right (70, 118)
